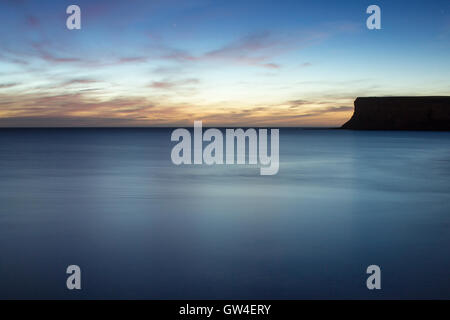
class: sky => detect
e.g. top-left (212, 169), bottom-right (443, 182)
top-left (0, 0), bottom-right (449, 127)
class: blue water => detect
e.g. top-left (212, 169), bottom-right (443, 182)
top-left (0, 128), bottom-right (449, 299)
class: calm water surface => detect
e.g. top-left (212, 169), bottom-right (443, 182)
top-left (0, 129), bottom-right (449, 299)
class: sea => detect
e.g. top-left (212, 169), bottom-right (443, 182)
top-left (0, 128), bottom-right (449, 299)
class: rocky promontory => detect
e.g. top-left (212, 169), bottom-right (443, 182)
top-left (341, 97), bottom-right (450, 130)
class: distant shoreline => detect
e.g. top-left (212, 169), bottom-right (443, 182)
top-left (0, 126), bottom-right (340, 130)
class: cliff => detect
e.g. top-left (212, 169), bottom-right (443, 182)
top-left (341, 97), bottom-right (450, 130)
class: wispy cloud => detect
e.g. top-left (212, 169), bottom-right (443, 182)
top-left (148, 78), bottom-right (200, 90)
top-left (0, 87), bottom-right (354, 127)
top-left (118, 57), bottom-right (148, 64)
top-left (150, 29), bottom-right (324, 69)
top-left (0, 83), bottom-right (19, 89)
top-left (63, 79), bottom-right (100, 86)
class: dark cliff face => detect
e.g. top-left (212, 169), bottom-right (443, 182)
top-left (341, 97), bottom-right (450, 130)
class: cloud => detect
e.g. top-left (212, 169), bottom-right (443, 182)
top-left (0, 116), bottom-right (147, 127)
top-left (151, 23), bottom-right (354, 70)
top-left (152, 31), bottom-right (284, 69)
top-left (0, 83), bottom-right (19, 89)
top-left (161, 48), bottom-right (197, 62)
top-left (63, 79), bottom-right (100, 86)
top-left (285, 105), bottom-right (353, 118)
top-left (0, 89), bottom-right (354, 127)
top-left (149, 81), bottom-right (176, 89)
top-left (0, 10), bottom-right (364, 128)
top-left (118, 57), bottom-right (148, 63)
top-left (26, 41), bottom-right (149, 67)
top-left (0, 90), bottom-right (188, 126)
top-left (31, 42), bottom-right (83, 64)
top-left (148, 78), bottom-right (200, 90)
top-left (322, 106), bottom-right (353, 112)
top-left (205, 31), bottom-right (275, 57)
top-left (289, 99), bottom-right (311, 106)
top-left (200, 31), bottom-right (283, 68)
top-left (263, 63), bottom-right (281, 69)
